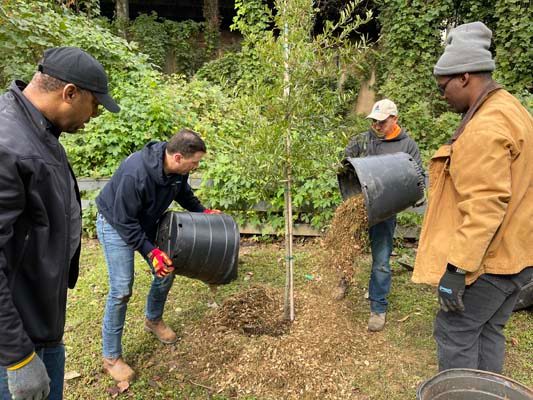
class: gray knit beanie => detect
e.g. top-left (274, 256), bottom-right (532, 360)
top-left (434, 21), bottom-right (495, 76)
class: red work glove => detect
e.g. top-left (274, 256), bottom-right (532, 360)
top-left (148, 248), bottom-right (174, 278)
top-left (203, 208), bottom-right (222, 214)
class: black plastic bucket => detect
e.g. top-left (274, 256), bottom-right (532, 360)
top-left (417, 369), bottom-right (533, 400)
top-left (155, 211), bottom-right (239, 285)
top-left (337, 152), bottom-right (425, 226)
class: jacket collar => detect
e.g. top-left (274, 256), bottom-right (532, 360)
top-left (449, 81), bottom-right (502, 144)
top-left (10, 80), bottom-right (62, 139)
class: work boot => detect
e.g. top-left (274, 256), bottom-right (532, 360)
top-left (102, 357), bottom-right (135, 382)
top-left (368, 312), bottom-right (386, 332)
top-left (332, 277), bottom-right (350, 301)
top-left (144, 318), bottom-right (178, 344)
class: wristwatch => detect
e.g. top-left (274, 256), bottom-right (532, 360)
top-left (447, 264), bottom-right (467, 275)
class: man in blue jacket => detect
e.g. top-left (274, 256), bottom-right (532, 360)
top-left (0, 47), bottom-right (119, 400)
top-left (344, 99), bottom-right (424, 332)
top-left (96, 128), bottom-right (218, 382)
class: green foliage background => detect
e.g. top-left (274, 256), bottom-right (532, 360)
top-left (0, 0), bottom-right (531, 235)
top-left (375, 0), bottom-right (532, 160)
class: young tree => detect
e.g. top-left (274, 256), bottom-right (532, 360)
top-left (205, 0), bottom-right (372, 321)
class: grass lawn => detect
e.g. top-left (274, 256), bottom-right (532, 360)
top-left (63, 238), bottom-right (533, 399)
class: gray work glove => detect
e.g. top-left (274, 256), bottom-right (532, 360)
top-left (7, 353), bottom-right (50, 400)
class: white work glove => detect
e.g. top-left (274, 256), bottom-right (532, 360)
top-left (7, 352), bottom-right (50, 400)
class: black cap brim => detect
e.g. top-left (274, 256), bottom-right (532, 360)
top-left (94, 92), bottom-right (120, 113)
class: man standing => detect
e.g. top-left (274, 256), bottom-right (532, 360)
top-left (0, 47), bottom-right (119, 400)
top-left (345, 99), bottom-right (423, 332)
top-left (413, 21), bottom-right (533, 372)
top-left (96, 129), bottom-right (218, 382)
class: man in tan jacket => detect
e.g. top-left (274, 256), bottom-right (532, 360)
top-left (413, 21), bottom-right (533, 373)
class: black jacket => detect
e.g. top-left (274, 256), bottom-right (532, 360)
top-left (96, 141), bottom-right (205, 257)
top-left (0, 81), bottom-right (81, 367)
top-left (345, 127), bottom-right (424, 170)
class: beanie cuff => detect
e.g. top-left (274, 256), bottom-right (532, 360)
top-left (434, 60), bottom-right (495, 76)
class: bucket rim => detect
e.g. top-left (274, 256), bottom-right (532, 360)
top-left (417, 368), bottom-right (533, 398)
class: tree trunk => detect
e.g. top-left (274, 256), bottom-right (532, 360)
top-left (203, 0), bottom-right (221, 57)
top-left (115, 0), bottom-right (129, 39)
top-left (282, 13), bottom-right (295, 322)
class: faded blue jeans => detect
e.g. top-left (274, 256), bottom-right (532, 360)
top-left (96, 213), bottom-right (175, 359)
top-left (368, 216), bottom-right (397, 314)
top-left (0, 345), bottom-right (65, 400)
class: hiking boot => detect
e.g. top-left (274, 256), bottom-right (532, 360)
top-left (332, 277), bottom-right (350, 301)
top-left (368, 312), bottom-right (386, 332)
top-left (102, 357), bottom-right (135, 382)
top-left (144, 318), bottom-right (178, 344)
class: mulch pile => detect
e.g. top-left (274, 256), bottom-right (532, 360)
top-left (213, 285), bottom-right (290, 336)
top-left (162, 196), bottom-right (383, 399)
top-left (179, 282), bottom-right (383, 399)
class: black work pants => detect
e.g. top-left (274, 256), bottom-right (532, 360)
top-left (434, 267), bottom-right (533, 373)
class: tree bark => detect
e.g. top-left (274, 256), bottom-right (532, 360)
top-left (115, 0), bottom-right (129, 39)
top-left (203, 0), bottom-right (221, 57)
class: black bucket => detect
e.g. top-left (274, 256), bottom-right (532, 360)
top-left (155, 211), bottom-right (239, 285)
top-left (337, 152), bottom-right (425, 226)
top-left (417, 369), bottom-right (533, 400)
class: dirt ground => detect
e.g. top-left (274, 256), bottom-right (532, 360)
top-left (142, 247), bottom-right (433, 399)
top-left (64, 237), bottom-right (532, 399)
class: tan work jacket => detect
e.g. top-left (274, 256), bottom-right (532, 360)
top-left (413, 89), bottom-right (533, 286)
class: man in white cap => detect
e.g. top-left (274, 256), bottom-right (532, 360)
top-left (344, 98), bottom-right (423, 332)
top-left (413, 21), bottom-right (533, 372)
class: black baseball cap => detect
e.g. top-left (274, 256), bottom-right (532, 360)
top-left (38, 47), bottom-right (120, 113)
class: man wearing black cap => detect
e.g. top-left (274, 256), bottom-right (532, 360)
top-left (413, 22), bottom-right (533, 372)
top-left (0, 47), bottom-right (119, 400)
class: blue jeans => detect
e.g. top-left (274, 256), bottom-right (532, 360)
top-left (96, 213), bottom-right (175, 359)
top-left (0, 345), bottom-right (65, 400)
top-left (368, 216), bottom-right (396, 314)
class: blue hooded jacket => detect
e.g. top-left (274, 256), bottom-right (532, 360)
top-left (96, 141), bottom-right (205, 256)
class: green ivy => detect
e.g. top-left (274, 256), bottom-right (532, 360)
top-left (375, 0), bottom-right (532, 164)
top-left (493, 0), bottom-right (533, 93)
top-left (126, 12), bottom-right (206, 76)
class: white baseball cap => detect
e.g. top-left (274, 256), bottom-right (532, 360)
top-left (366, 99), bottom-right (398, 121)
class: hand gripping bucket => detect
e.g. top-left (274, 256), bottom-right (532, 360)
top-left (417, 368), bottom-right (533, 400)
top-left (155, 211), bottom-right (239, 285)
top-left (337, 152), bottom-right (425, 226)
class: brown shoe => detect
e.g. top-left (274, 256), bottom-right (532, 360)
top-left (102, 357), bottom-right (135, 382)
top-left (144, 318), bottom-right (178, 344)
